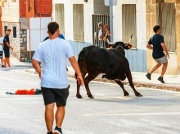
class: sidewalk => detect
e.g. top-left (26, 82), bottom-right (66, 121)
top-left (66, 67), bottom-right (180, 92)
top-left (6, 56), bottom-right (180, 92)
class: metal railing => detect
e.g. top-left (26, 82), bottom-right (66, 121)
top-left (92, 14), bottom-right (110, 48)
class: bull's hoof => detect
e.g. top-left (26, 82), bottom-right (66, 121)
top-left (124, 92), bottom-right (129, 96)
top-left (136, 93), bottom-right (143, 97)
top-left (76, 94), bottom-right (83, 99)
top-left (88, 95), bottom-right (94, 99)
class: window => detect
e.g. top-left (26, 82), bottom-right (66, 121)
top-left (156, 3), bottom-right (176, 51)
top-left (13, 27), bottom-right (17, 38)
top-left (4, 26), bottom-right (7, 33)
top-left (55, 4), bottom-right (65, 35)
top-left (73, 4), bottom-right (84, 42)
top-left (122, 4), bottom-right (137, 47)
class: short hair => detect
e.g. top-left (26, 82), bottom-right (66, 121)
top-left (104, 24), bottom-right (108, 28)
top-left (153, 25), bottom-right (161, 33)
top-left (47, 22), bottom-right (59, 35)
top-left (6, 29), bottom-right (11, 31)
top-left (98, 22), bottom-right (102, 26)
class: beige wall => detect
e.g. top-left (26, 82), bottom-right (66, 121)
top-left (146, 0), bottom-right (180, 75)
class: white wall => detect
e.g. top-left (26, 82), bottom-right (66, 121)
top-left (114, 0), bottom-right (147, 49)
top-left (1, 0), bottom-right (20, 22)
top-left (27, 18), bottom-right (51, 51)
top-left (52, 0), bottom-right (94, 43)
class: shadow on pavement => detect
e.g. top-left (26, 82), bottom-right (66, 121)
top-left (93, 96), bottom-right (179, 105)
top-left (0, 127), bottom-right (30, 134)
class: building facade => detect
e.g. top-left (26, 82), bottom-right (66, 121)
top-left (53, 0), bottom-right (180, 75)
top-left (146, 0), bottom-right (180, 74)
top-left (1, 0), bottom-right (52, 61)
top-left (52, 0), bottom-right (147, 72)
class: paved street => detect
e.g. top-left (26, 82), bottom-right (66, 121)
top-left (0, 69), bottom-right (180, 134)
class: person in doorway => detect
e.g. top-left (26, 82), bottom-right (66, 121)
top-left (3, 29), bottom-right (13, 68)
top-left (32, 22), bottom-right (84, 134)
top-left (94, 22), bottom-right (103, 47)
top-left (146, 25), bottom-right (169, 83)
top-left (0, 34), bottom-right (4, 67)
top-left (103, 24), bottom-right (111, 48)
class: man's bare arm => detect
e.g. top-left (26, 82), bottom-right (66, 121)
top-left (69, 56), bottom-right (84, 86)
top-left (32, 59), bottom-right (41, 78)
top-left (146, 44), bottom-right (153, 50)
top-left (161, 43), bottom-right (169, 58)
top-left (6, 42), bottom-right (13, 50)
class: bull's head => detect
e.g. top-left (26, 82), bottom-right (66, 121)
top-left (110, 42), bottom-right (132, 49)
top-left (109, 34), bottom-right (133, 49)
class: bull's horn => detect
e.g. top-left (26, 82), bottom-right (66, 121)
top-left (128, 34), bottom-right (133, 43)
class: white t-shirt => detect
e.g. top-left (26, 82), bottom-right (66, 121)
top-left (33, 38), bottom-right (74, 89)
top-left (0, 37), bottom-right (4, 51)
top-left (98, 29), bottom-right (102, 40)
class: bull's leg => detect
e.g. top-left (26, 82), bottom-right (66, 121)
top-left (126, 71), bottom-right (142, 97)
top-left (76, 71), bottom-right (86, 99)
top-left (115, 80), bottom-right (129, 96)
top-left (84, 72), bottom-right (99, 99)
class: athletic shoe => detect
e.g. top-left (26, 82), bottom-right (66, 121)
top-left (158, 76), bottom-right (165, 83)
top-left (146, 73), bottom-right (151, 80)
top-left (54, 126), bottom-right (63, 134)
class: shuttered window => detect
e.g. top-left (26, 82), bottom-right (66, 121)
top-left (122, 4), bottom-right (137, 48)
top-left (73, 4), bottom-right (84, 42)
top-left (13, 27), bottom-right (17, 38)
top-left (55, 4), bottom-right (65, 35)
top-left (156, 3), bottom-right (176, 51)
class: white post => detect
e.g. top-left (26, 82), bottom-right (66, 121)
top-left (110, 2), bottom-right (113, 43)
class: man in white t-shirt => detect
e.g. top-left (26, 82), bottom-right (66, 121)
top-left (0, 35), bottom-right (4, 67)
top-left (32, 22), bottom-right (84, 134)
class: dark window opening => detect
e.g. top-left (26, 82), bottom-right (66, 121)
top-left (4, 26), bottom-right (7, 33)
top-left (13, 27), bottom-right (17, 38)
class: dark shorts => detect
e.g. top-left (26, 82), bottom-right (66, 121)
top-left (4, 50), bottom-right (10, 58)
top-left (0, 51), bottom-right (3, 59)
top-left (41, 86), bottom-right (70, 106)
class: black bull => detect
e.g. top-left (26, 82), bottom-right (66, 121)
top-left (75, 42), bottom-right (142, 99)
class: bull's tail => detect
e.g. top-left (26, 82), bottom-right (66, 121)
top-left (75, 47), bottom-right (89, 79)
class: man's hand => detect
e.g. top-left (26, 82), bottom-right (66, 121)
top-left (77, 75), bottom-right (84, 86)
top-left (69, 56), bottom-right (84, 86)
top-left (11, 47), bottom-right (13, 51)
top-left (146, 44), bottom-right (153, 50)
top-left (166, 53), bottom-right (169, 59)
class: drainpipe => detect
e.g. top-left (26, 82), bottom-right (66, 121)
top-left (27, 0), bottom-right (31, 62)
top-left (110, 0), bottom-right (113, 43)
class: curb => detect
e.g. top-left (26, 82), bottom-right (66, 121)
top-left (25, 69), bottom-right (180, 92)
top-left (68, 73), bottom-right (180, 92)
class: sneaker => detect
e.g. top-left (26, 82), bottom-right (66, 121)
top-left (158, 76), bottom-right (165, 83)
top-left (146, 73), bottom-right (151, 80)
top-left (54, 126), bottom-right (63, 134)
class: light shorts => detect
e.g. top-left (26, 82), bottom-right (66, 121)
top-left (154, 55), bottom-right (168, 64)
